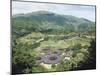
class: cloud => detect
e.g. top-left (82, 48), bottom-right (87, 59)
top-left (12, 1), bottom-right (95, 21)
top-left (12, 1), bottom-right (60, 14)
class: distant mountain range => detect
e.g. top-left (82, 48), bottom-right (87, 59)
top-left (12, 11), bottom-right (95, 35)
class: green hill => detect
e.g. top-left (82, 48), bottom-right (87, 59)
top-left (12, 11), bottom-right (95, 35)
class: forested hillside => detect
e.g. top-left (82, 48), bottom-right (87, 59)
top-left (12, 11), bottom-right (95, 35)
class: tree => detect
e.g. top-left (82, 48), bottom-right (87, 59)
top-left (72, 39), bottom-right (96, 70)
top-left (51, 64), bottom-right (56, 68)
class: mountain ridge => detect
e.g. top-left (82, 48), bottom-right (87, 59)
top-left (12, 11), bottom-right (95, 34)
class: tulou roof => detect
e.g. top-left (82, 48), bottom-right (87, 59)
top-left (35, 48), bottom-right (70, 64)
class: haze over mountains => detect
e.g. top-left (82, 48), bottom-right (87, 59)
top-left (12, 11), bottom-right (95, 35)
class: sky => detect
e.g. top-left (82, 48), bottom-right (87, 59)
top-left (12, 1), bottom-right (96, 22)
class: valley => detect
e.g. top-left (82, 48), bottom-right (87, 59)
top-left (12, 11), bottom-right (96, 74)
